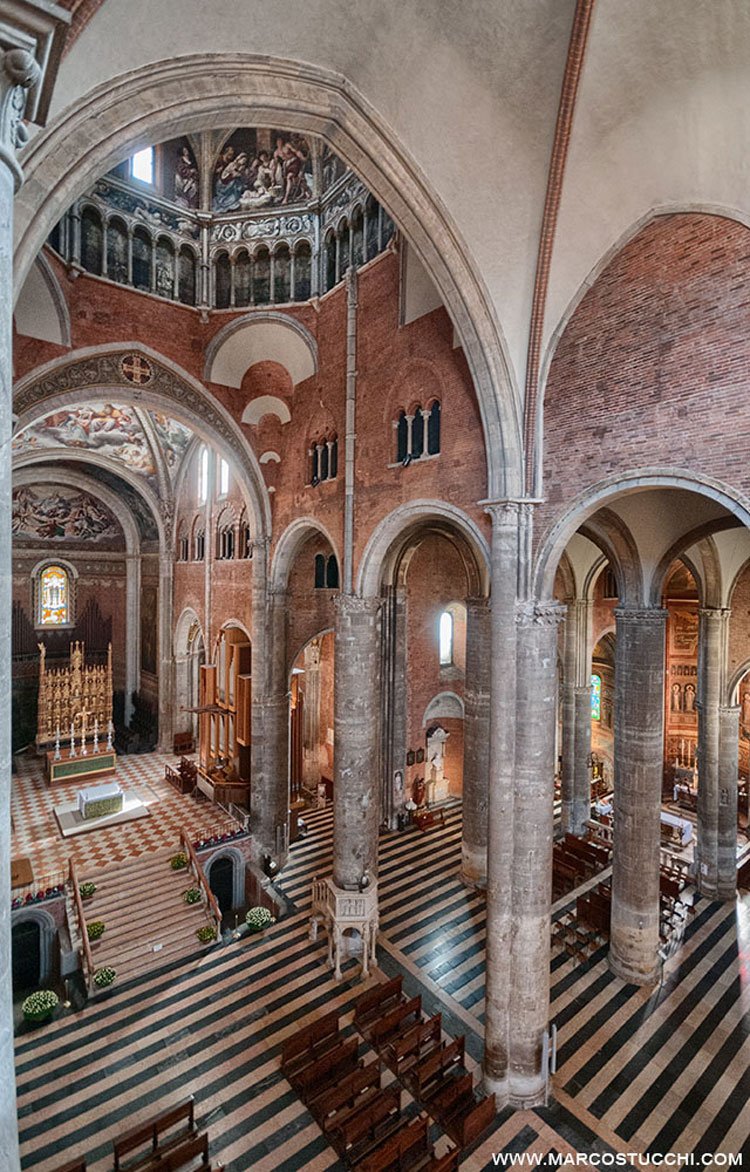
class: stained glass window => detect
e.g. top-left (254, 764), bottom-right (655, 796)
top-left (40, 565), bottom-right (69, 626)
top-left (591, 673), bottom-right (601, 721)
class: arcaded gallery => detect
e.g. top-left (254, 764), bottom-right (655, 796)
top-left (2, 2), bottom-right (750, 1170)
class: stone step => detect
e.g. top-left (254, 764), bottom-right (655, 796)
top-left (83, 887), bottom-right (208, 932)
top-left (88, 908), bottom-right (214, 971)
top-left (80, 869), bottom-right (197, 916)
top-left (91, 935), bottom-right (214, 986)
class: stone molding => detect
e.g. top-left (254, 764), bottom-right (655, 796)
top-left (613, 607), bottom-right (668, 625)
top-left (516, 600), bottom-right (566, 627)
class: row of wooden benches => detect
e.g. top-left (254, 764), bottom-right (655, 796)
top-left (52, 1098), bottom-right (221, 1172)
top-left (552, 833), bottom-right (610, 899)
top-left (281, 1006), bottom-right (457, 1171)
top-left (353, 977), bottom-right (495, 1151)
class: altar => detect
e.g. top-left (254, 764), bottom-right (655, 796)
top-left (47, 746), bottom-right (117, 785)
top-left (661, 809), bottom-right (693, 846)
top-left (77, 781), bottom-right (123, 820)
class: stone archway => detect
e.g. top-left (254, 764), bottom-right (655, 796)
top-left (14, 56), bottom-right (523, 502)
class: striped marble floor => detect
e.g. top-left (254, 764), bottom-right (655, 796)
top-left (15, 801), bottom-right (750, 1170)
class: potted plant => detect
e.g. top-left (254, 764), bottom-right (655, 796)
top-left (245, 907), bottom-right (274, 934)
top-left (170, 852), bottom-right (188, 871)
top-left (87, 920), bottom-right (105, 941)
top-left (184, 887), bottom-right (201, 904)
top-left (22, 989), bottom-right (59, 1024)
top-left (93, 966), bottom-right (116, 989)
top-left (197, 925), bottom-right (216, 944)
top-left (79, 882), bottom-right (97, 899)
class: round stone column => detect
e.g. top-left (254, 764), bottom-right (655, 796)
top-left (717, 704), bottom-right (740, 900)
top-left (509, 600), bottom-right (565, 1107)
top-left (483, 502), bottom-right (521, 1100)
top-left (561, 599), bottom-right (593, 836)
top-left (251, 583), bottom-right (290, 865)
top-left (610, 607), bottom-right (667, 986)
top-left (332, 594), bottom-right (382, 889)
top-left (696, 608), bottom-right (729, 898)
top-left (461, 595), bottom-right (491, 887)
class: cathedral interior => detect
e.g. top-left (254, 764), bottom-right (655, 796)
top-left (3, 1), bottom-right (750, 1170)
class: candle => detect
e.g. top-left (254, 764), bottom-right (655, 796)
top-left (69, 723), bottom-right (76, 758)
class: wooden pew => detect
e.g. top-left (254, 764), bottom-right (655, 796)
top-left (444, 1091), bottom-right (496, 1149)
top-left (139, 1133), bottom-right (223, 1172)
top-left (307, 1061), bottom-right (381, 1125)
top-left (407, 1036), bottom-right (465, 1100)
top-left (383, 1012), bottom-right (442, 1076)
top-left (354, 1116), bottom-right (430, 1172)
top-left (369, 995), bottom-right (422, 1047)
top-left (354, 977), bottom-right (403, 1032)
top-left (114, 1097), bottom-right (196, 1172)
top-left (280, 1009), bottom-right (341, 1078)
top-left (291, 1036), bottom-right (361, 1098)
top-left (427, 1070), bottom-right (474, 1120)
top-left (428, 1151), bottom-right (460, 1172)
top-left (50, 1161), bottom-right (86, 1172)
top-left (564, 834), bottom-right (609, 868)
top-left (328, 1086), bottom-right (401, 1162)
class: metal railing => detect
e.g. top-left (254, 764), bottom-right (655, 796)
top-left (11, 869), bottom-right (68, 907)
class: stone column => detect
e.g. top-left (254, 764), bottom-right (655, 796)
top-left (333, 594), bottom-right (382, 889)
top-left (483, 502), bottom-right (521, 1100)
top-left (509, 601), bottom-right (565, 1106)
top-left (461, 595), bottom-right (491, 887)
top-left (124, 553), bottom-right (140, 724)
top-left (718, 705), bottom-right (740, 899)
top-left (610, 608), bottom-right (667, 986)
top-left (380, 583), bottom-right (407, 829)
top-left (1, 10), bottom-right (70, 1169)
top-left (251, 585), bottom-right (290, 864)
top-left (561, 598), bottom-right (593, 835)
top-left (696, 608), bottom-right (729, 898)
top-left (156, 552), bottom-right (174, 752)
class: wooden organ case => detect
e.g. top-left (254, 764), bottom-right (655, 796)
top-left (197, 628), bottom-right (251, 807)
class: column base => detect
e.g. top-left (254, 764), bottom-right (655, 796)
top-left (698, 877), bottom-right (737, 902)
top-left (608, 948), bottom-right (660, 986)
top-left (460, 843), bottom-right (487, 889)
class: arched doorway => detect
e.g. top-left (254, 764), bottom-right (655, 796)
top-left (12, 921), bottom-right (41, 992)
top-left (208, 856), bottom-right (235, 917)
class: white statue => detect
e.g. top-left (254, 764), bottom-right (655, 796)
top-left (426, 726), bottom-right (450, 803)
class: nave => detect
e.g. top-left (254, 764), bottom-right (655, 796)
top-left (15, 799), bottom-right (750, 1172)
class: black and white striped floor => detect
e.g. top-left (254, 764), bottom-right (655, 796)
top-left (15, 802), bottom-right (750, 1171)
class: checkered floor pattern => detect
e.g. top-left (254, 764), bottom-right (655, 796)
top-left (11, 751), bottom-right (237, 884)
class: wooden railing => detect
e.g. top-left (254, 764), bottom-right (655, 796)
top-left (180, 827), bottom-right (222, 929)
top-left (192, 821), bottom-right (245, 846)
top-left (69, 857), bottom-right (95, 989)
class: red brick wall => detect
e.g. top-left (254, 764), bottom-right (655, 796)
top-left (538, 212), bottom-right (750, 553)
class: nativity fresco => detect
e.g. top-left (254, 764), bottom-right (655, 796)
top-left (13, 403), bottom-right (157, 480)
top-left (212, 128), bottom-right (314, 213)
top-left (12, 486), bottom-right (120, 542)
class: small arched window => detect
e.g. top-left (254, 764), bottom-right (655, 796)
top-left (39, 566), bottom-right (70, 626)
top-left (326, 556), bottom-right (339, 589)
top-left (411, 407), bottom-right (425, 459)
top-left (330, 437), bottom-right (338, 479)
top-left (178, 246), bottom-right (197, 306)
top-left (294, 242), bottom-right (312, 301)
top-left (396, 412), bottom-right (408, 463)
top-left (132, 227), bottom-right (152, 291)
top-left (80, 207), bottom-right (103, 275)
top-left (131, 147), bottom-right (154, 185)
top-left (235, 250), bottom-right (251, 308)
top-left (427, 401), bottom-right (441, 455)
top-left (198, 446), bottom-right (208, 504)
top-left (215, 253), bottom-right (231, 309)
top-left (194, 529), bottom-right (205, 562)
top-left (439, 611), bottom-right (453, 666)
top-left (106, 217), bottom-right (128, 284)
top-left (253, 248), bottom-right (270, 305)
top-left (320, 442), bottom-right (329, 481)
top-left (314, 553), bottom-right (326, 589)
top-left (325, 233), bottom-right (336, 292)
top-left (274, 244), bottom-right (291, 303)
top-left (591, 674), bottom-right (601, 721)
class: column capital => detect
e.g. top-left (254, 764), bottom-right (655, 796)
top-left (614, 607), bottom-right (667, 626)
top-left (334, 592), bottom-right (382, 617)
top-left (516, 600), bottom-right (567, 627)
top-left (465, 594), bottom-right (490, 612)
top-left (699, 607), bottom-right (731, 621)
top-left (483, 498), bottom-right (522, 526)
top-left (0, 0), bottom-right (69, 188)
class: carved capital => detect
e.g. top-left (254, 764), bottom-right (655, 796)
top-left (614, 607), bottom-right (668, 627)
top-left (0, 47), bottom-right (38, 182)
top-left (333, 593), bottom-right (382, 618)
top-left (516, 600), bottom-right (567, 628)
top-left (484, 498), bottom-right (522, 528)
top-left (0, 1), bottom-right (71, 187)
